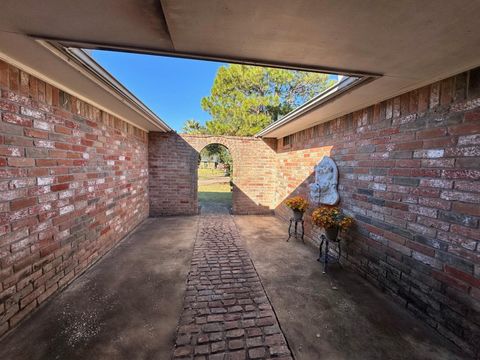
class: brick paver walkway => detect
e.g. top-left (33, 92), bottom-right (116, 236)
top-left (172, 213), bottom-right (293, 360)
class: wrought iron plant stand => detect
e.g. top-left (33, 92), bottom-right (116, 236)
top-left (317, 227), bottom-right (342, 274)
top-left (286, 210), bottom-right (305, 243)
top-left (287, 218), bottom-right (305, 243)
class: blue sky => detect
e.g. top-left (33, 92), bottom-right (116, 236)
top-left (92, 50), bottom-right (338, 132)
top-left (92, 50), bottom-right (224, 131)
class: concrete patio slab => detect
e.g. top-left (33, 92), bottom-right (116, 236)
top-left (0, 216), bottom-right (198, 360)
top-left (0, 213), bottom-right (471, 360)
top-left (235, 215), bottom-right (469, 360)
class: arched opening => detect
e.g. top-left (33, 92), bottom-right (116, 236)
top-left (197, 143), bottom-right (233, 214)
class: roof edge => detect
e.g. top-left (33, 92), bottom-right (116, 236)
top-left (39, 41), bottom-right (172, 132)
top-left (255, 76), bottom-right (370, 138)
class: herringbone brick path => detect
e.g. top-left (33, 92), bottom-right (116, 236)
top-left (172, 213), bottom-right (293, 360)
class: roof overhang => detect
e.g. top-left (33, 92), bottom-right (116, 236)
top-left (0, 34), bottom-right (171, 132)
top-left (44, 44), bottom-right (171, 132)
top-left (256, 76), bottom-right (367, 138)
top-left (1, 0), bottom-right (480, 135)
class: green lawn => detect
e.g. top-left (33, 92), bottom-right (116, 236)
top-left (198, 182), bottom-right (232, 204)
top-left (198, 168), bottom-right (226, 179)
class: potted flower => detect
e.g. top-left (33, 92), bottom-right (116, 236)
top-left (311, 206), bottom-right (354, 241)
top-left (284, 196), bottom-right (309, 221)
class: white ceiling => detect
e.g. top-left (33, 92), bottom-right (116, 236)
top-left (1, 0), bottom-right (479, 135)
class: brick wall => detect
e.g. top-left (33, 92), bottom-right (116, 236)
top-left (149, 133), bottom-right (277, 215)
top-left (0, 60), bottom-right (149, 337)
top-left (149, 132), bottom-right (198, 215)
top-left (2, 57), bottom-right (479, 355)
top-left (274, 68), bottom-right (480, 355)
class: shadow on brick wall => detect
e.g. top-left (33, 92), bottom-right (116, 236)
top-left (149, 132), bottom-right (276, 216)
top-left (266, 68), bottom-right (480, 356)
top-left (233, 185), bottom-right (273, 215)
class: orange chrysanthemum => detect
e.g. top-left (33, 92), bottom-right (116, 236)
top-left (311, 206), bottom-right (354, 230)
top-left (284, 196), bottom-right (309, 213)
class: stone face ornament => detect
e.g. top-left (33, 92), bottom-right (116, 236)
top-left (309, 156), bottom-right (339, 205)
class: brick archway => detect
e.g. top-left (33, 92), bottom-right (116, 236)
top-left (148, 133), bottom-right (277, 215)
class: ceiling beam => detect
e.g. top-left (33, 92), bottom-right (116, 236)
top-left (30, 35), bottom-right (382, 78)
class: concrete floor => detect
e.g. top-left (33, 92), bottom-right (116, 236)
top-left (0, 216), bottom-right (198, 360)
top-left (0, 214), bottom-right (469, 360)
top-left (235, 216), bottom-right (468, 360)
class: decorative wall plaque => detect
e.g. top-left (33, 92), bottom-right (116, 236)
top-left (309, 156), bottom-right (339, 205)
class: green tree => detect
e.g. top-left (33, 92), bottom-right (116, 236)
top-left (182, 119), bottom-right (206, 134)
top-left (201, 65), bottom-right (333, 136)
top-left (200, 144), bottom-right (232, 175)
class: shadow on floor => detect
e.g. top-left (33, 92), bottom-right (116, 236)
top-left (235, 215), bottom-right (469, 360)
top-left (0, 217), bottom-right (198, 360)
top-left (199, 191), bottom-right (232, 214)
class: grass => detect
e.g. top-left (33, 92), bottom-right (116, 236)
top-left (198, 182), bottom-right (232, 204)
top-left (198, 167), bottom-right (232, 205)
top-left (198, 168), bottom-right (226, 179)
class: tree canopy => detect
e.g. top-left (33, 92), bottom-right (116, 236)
top-left (182, 119), bottom-right (205, 134)
top-left (188, 64), bottom-right (333, 136)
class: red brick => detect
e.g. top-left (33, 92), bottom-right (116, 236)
top-left (2, 112), bottom-right (32, 127)
top-left (441, 169), bottom-right (480, 180)
top-left (395, 159), bottom-right (421, 168)
top-left (450, 224), bottom-right (480, 240)
top-left (444, 266), bottom-right (480, 288)
top-left (1, 53), bottom-right (479, 354)
top-left (5, 135), bottom-right (33, 148)
top-left (20, 106), bottom-right (44, 120)
top-left (0, 146), bottom-right (22, 158)
top-left (432, 271), bottom-right (470, 293)
top-left (9, 299), bottom-right (37, 327)
top-left (421, 159), bottom-right (454, 168)
top-left (464, 109), bottom-right (480, 122)
top-left (0, 60), bottom-right (9, 88)
top-left (255, 69), bottom-right (480, 353)
top-left (452, 202), bottom-right (480, 217)
top-left (50, 183), bottom-right (69, 192)
top-left (448, 123), bottom-right (480, 136)
top-left (54, 125), bottom-right (72, 135)
top-left (440, 190), bottom-right (480, 203)
top-left (0, 99), bottom-right (18, 112)
top-left (471, 287), bottom-right (480, 302)
top-left (35, 159), bottom-right (57, 167)
top-left (7, 157), bottom-right (35, 167)
top-left (395, 141), bottom-right (423, 150)
top-left (454, 180), bottom-right (480, 193)
top-left (417, 86), bottom-right (430, 112)
top-left (418, 197), bottom-right (451, 210)
top-left (11, 197), bottom-right (36, 211)
top-left (407, 240), bottom-right (435, 257)
top-left (8, 66), bottom-right (19, 91)
top-left (24, 128), bottom-right (48, 139)
top-left (0, 61), bottom-right (149, 338)
top-left (416, 127), bottom-right (447, 139)
top-left (419, 179), bottom-right (453, 189)
top-left (411, 168), bottom-right (440, 177)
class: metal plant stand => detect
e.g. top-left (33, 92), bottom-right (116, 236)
top-left (287, 218), bottom-right (304, 243)
top-left (317, 234), bottom-right (342, 274)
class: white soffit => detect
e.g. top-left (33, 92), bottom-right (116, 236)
top-left (2, 0), bottom-right (478, 77)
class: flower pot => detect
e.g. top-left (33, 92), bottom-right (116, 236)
top-left (325, 226), bottom-right (339, 241)
top-left (292, 209), bottom-right (304, 221)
